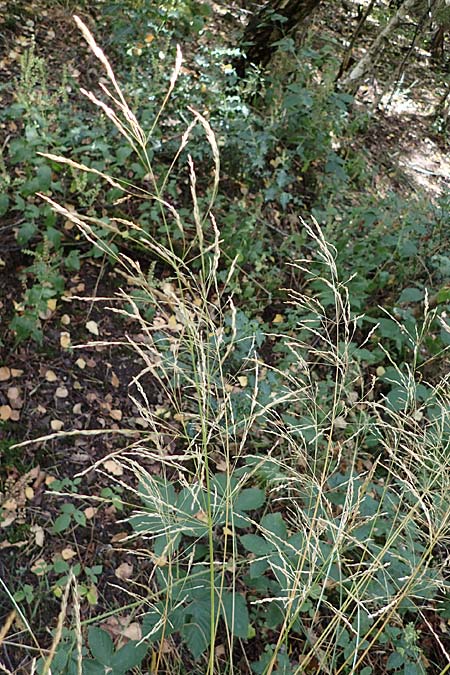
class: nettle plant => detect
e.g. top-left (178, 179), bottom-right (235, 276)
top-left (32, 17), bottom-right (450, 675)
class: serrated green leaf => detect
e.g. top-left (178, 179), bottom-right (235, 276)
top-left (82, 660), bottom-right (105, 675)
top-left (235, 487), bottom-right (265, 512)
top-left (220, 591), bottom-right (249, 638)
top-left (249, 558), bottom-right (269, 578)
top-left (53, 512), bottom-right (72, 533)
top-left (386, 651), bottom-right (404, 669)
top-left (88, 627), bottom-right (114, 666)
top-left (0, 194), bottom-right (9, 217)
top-left (436, 287), bottom-right (450, 304)
top-left (184, 599), bottom-right (211, 657)
top-left (36, 164), bottom-right (52, 191)
top-left (111, 641), bottom-right (147, 673)
top-left (73, 510), bottom-right (86, 527)
top-left (398, 287), bottom-right (423, 303)
top-left (240, 533), bottom-right (274, 555)
top-left (260, 512), bottom-right (287, 539)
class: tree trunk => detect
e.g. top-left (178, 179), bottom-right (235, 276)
top-left (335, 0), bottom-right (377, 81)
top-left (234, 0), bottom-right (322, 77)
top-left (339, 0), bottom-right (421, 90)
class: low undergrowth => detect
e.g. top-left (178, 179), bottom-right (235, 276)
top-left (1, 16), bottom-right (449, 675)
top-left (1, 5), bottom-right (450, 675)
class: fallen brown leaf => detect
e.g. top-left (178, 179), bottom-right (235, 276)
top-left (103, 459), bottom-right (123, 476)
top-left (60, 332), bottom-right (71, 349)
top-left (84, 506), bottom-right (97, 519)
top-left (0, 405), bottom-right (12, 421)
top-left (115, 562), bottom-right (133, 580)
top-left (86, 320), bottom-right (99, 336)
top-left (61, 547), bottom-right (77, 561)
top-left (31, 525), bottom-right (44, 547)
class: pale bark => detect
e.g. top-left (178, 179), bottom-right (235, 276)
top-left (340, 0), bottom-right (421, 89)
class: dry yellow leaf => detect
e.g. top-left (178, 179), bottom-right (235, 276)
top-left (47, 298), bottom-right (57, 311)
top-left (60, 332), bottom-right (71, 349)
top-left (110, 371), bottom-right (120, 387)
top-left (103, 459), bottom-right (123, 476)
top-left (84, 506), bottom-right (97, 519)
top-left (2, 498), bottom-right (17, 511)
top-left (60, 314), bottom-right (71, 325)
top-left (215, 459), bottom-right (228, 472)
top-left (25, 486), bottom-right (34, 500)
top-left (50, 420), bottom-right (64, 431)
top-left (237, 376), bottom-right (248, 387)
top-left (31, 558), bottom-right (47, 576)
top-left (11, 369), bottom-right (24, 377)
top-left (123, 622), bottom-right (142, 641)
top-left (115, 562), bottom-right (133, 580)
top-left (195, 510), bottom-right (208, 523)
top-left (273, 313), bottom-right (284, 324)
top-left (10, 410), bottom-right (20, 421)
top-left (31, 525), bottom-right (44, 547)
top-left (72, 403), bottom-right (82, 414)
top-left (0, 367), bottom-right (11, 381)
top-left (55, 387), bottom-right (69, 398)
top-left (61, 547), bottom-right (77, 561)
top-left (75, 357), bottom-right (86, 369)
top-left (45, 369), bottom-right (57, 382)
top-left (167, 315), bottom-right (178, 330)
top-left (0, 405), bottom-right (12, 421)
top-left (376, 366), bottom-right (386, 377)
top-left (151, 553), bottom-right (167, 567)
top-left (86, 320), bottom-right (99, 336)
top-left (110, 409), bottom-right (122, 421)
top-left (334, 416), bottom-right (348, 430)
top-left (111, 531), bottom-right (128, 543)
top-left (7, 387), bottom-right (20, 401)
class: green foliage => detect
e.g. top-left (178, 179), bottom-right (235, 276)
top-left (129, 474), bottom-right (262, 656)
top-left (3, 4), bottom-right (450, 675)
top-left (84, 628), bottom-right (147, 675)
